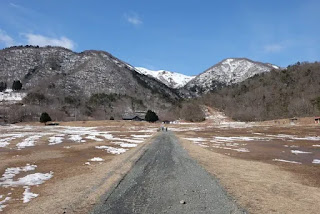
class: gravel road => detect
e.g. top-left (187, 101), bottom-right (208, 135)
top-left (92, 132), bottom-right (246, 214)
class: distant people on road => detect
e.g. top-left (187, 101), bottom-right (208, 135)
top-left (159, 126), bottom-right (168, 132)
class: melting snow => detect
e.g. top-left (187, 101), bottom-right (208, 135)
top-left (69, 135), bottom-right (84, 142)
top-left (0, 164), bottom-right (53, 206)
top-left (291, 150), bottom-right (312, 154)
top-left (112, 142), bottom-right (138, 148)
top-left (86, 135), bottom-right (103, 142)
top-left (131, 134), bottom-right (152, 138)
top-left (312, 159), bottom-right (320, 164)
top-left (90, 157), bottom-right (104, 162)
top-left (272, 159), bottom-right (302, 164)
top-left (183, 137), bottom-right (207, 142)
top-left (22, 186), bottom-right (38, 203)
top-left (0, 196), bottom-right (11, 211)
top-left (16, 135), bottom-right (42, 149)
top-left (48, 135), bottom-right (64, 145)
top-left (95, 146), bottom-right (127, 154)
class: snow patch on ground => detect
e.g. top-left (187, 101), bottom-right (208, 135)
top-left (16, 135), bottom-right (42, 149)
top-left (0, 196), bottom-right (11, 211)
top-left (111, 142), bottom-right (138, 148)
top-left (95, 146), bottom-right (127, 154)
top-left (273, 159), bottom-right (302, 164)
top-left (291, 150), bottom-right (312, 154)
top-left (22, 186), bottom-right (38, 203)
top-left (69, 135), bottom-right (84, 142)
top-left (0, 90), bottom-right (26, 103)
top-left (0, 164), bottom-right (53, 208)
top-left (48, 135), bottom-right (64, 145)
top-left (312, 159), bottom-right (320, 164)
top-left (131, 134), bottom-right (152, 138)
top-left (86, 135), bottom-right (104, 142)
top-left (89, 157), bottom-right (104, 162)
top-left (183, 137), bottom-right (208, 142)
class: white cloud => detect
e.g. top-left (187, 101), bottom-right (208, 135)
top-left (264, 44), bottom-right (284, 53)
top-left (0, 29), bottom-right (15, 47)
top-left (125, 13), bottom-right (142, 26)
top-left (23, 34), bottom-right (75, 50)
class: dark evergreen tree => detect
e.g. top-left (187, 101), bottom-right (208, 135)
top-left (145, 110), bottom-right (159, 122)
top-left (40, 112), bottom-right (52, 124)
top-left (0, 82), bottom-right (7, 92)
top-left (12, 80), bottom-right (22, 91)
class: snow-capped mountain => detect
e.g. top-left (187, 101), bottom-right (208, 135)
top-left (135, 67), bottom-right (195, 89)
top-left (183, 58), bottom-right (279, 96)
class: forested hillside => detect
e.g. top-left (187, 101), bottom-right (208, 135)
top-left (202, 62), bottom-right (320, 121)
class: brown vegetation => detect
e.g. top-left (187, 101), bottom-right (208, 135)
top-left (202, 62), bottom-right (320, 121)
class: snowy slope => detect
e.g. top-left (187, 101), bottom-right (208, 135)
top-left (183, 58), bottom-right (279, 95)
top-left (135, 67), bottom-right (195, 89)
top-left (0, 89), bottom-right (26, 104)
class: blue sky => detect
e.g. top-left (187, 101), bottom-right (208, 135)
top-left (0, 0), bottom-right (319, 75)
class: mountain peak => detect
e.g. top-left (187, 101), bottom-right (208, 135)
top-left (183, 58), bottom-right (280, 96)
top-left (135, 67), bottom-right (195, 89)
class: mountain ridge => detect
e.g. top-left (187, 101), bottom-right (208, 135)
top-left (135, 67), bottom-right (195, 89)
top-left (182, 58), bottom-right (279, 96)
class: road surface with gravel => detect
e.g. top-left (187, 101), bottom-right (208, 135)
top-left (92, 131), bottom-right (245, 214)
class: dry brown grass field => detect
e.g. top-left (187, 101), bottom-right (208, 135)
top-left (0, 110), bottom-right (319, 213)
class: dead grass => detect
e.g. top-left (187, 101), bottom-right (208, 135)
top-left (180, 138), bottom-right (320, 214)
top-left (0, 120), bottom-right (158, 213)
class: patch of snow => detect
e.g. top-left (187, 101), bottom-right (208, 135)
top-left (69, 135), bottom-right (83, 142)
top-left (0, 91), bottom-right (26, 103)
top-left (183, 137), bottom-right (208, 142)
top-left (271, 134), bottom-right (320, 141)
top-left (84, 162), bottom-right (91, 165)
top-left (0, 164), bottom-right (37, 182)
top-left (131, 134), bottom-right (152, 138)
top-left (86, 135), bottom-right (104, 142)
top-left (6, 172), bottom-right (53, 187)
top-left (313, 145), bottom-right (320, 147)
top-left (22, 186), bottom-right (38, 203)
top-left (0, 164), bottom-right (53, 187)
top-left (272, 159), bottom-right (302, 164)
top-left (112, 142), bottom-right (138, 148)
top-left (48, 135), bottom-right (64, 145)
top-left (95, 146), bottom-right (127, 155)
top-left (90, 157), bottom-right (104, 162)
top-left (312, 159), bottom-right (320, 164)
top-left (291, 150), bottom-right (312, 154)
top-left (16, 135), bottom-right (42, 149)
top-left (101, 133), bottom-right (114, 140)
top-left (0, 196), bottom-right (11, 212)
top-left (233, 148), bottom-right (250, 152)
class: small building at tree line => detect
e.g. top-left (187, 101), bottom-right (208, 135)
top-left (315, 117), bottom-right (320, 124)
top-left (122, 111), bottom-right (147, 121)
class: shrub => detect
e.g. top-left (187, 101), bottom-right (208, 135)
top-left (0, 82), bottom-right (7, 92)
top-left (40, 112), bottom-right (52, 124)
top-left (145, 110), bottom-right (159, 122)
top-left (12, 80), bottom-right (22, 91)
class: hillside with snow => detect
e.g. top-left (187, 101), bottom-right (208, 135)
top-left (183, 58), bottom-right (279, 96)
top-left (135, 67), bottom-right (195, 89)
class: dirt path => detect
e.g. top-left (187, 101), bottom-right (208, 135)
top-left (92, 132), bottom-right (245, 214)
